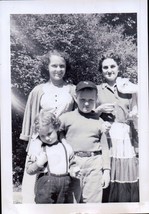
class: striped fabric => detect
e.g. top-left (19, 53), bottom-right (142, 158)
top-left (110, 157), bottom-right (139, 183)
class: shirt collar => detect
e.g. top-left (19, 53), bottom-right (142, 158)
top-left (76, 108), bottom-right (99, 119)
top-left (31, 132), bottom-right (39, 140)
top-left (102, 82), bottom-right (117, 90)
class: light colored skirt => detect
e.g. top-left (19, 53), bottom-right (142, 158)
top-left (21, 156), bottom-right (36, 203)
top-left (108, 122), bottom-right (139, 202)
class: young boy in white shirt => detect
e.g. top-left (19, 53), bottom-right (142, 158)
top-left (26, 109), bottom-right (80, 203)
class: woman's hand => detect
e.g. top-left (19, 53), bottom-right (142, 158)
top-left (128, 106), bottom-right (138, 120)
top-left (95, 103), bottom-right (115, 114)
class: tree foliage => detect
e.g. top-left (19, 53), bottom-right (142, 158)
top-left (11, 13), bottom-right (137, 187)
top-left (100, 13), bottom-right (137, 42)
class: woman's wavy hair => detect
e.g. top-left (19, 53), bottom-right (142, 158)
top-left (40, 49), bottom-right (72, 84)
top-left (98, 52), bottom-right (122, 74)
top-left (32, 109), bottom-right (61, 134)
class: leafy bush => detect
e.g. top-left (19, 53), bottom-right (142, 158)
top-left (12, 109), bottom-right (27, 187)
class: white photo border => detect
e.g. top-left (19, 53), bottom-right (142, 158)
top-left (0, 0), bottom-right (148, 213)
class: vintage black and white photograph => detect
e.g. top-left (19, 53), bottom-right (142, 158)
top-left (11, 12), bottom-right (139, 204)
top-left (1, 0), bottom-right (148, 213)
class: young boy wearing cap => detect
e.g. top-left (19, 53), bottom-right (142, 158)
top-left (59, 81), bottom-right (111, 203)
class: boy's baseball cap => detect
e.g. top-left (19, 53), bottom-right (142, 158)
top-left (76, 81), bottom-right (97, 92)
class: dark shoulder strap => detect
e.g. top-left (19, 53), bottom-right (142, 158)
top-left (43, 146), bottom-right (51, 175)
top-left (61, 142), bottom-right (68, 173)
top-left (43, 143), bottom-right (69, 174)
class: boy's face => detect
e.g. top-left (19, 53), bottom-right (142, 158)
top-left (76, 89), bottom-right (97, 113)
top-left (39, 125), bottom-right (58, 145)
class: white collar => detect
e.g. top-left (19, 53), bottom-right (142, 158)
top-left (101, 82), bottom-right (117, 90)
top-left (31, 132), bottom-right (39, 140)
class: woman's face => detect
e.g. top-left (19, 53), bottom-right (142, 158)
top-left (48, 55), bottom-right (66, 81)
top-left (102, 58), bottom-right (119, 83)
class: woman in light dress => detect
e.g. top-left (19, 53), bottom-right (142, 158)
top-left (20, 49), bottom-right (75, 203)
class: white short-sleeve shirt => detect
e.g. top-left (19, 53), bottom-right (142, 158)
top-left (40, 82), bottom-right (74, 117)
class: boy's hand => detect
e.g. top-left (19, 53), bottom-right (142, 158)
top-left (70, 166), bottom-right (81, 178)
top-left (29, 154), bottom-right (37, 162)
top-left (36, 151), bottom-right (48, 167)
top-left (101, 170), bottom-right (110, 189)
top-left (101, 122), bottom-right (111, 133)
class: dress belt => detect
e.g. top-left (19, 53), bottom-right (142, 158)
top-left (74, 150), bottom-right (102, 157)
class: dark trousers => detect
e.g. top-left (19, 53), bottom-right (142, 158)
top-left (35, 174), bottom-right (71, 204)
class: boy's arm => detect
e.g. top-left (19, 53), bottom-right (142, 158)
top-left (69, 151), bottom-right (78, 169)
top-left (64, 142), bottom-right (81, 178)
top-left (59, 131), bottom-right (66, 142)
top-left (26, 155), bottom-right (43, 175)
top-left (100, 132), bottom-right (110, 170)
top-left (26, 151), bottom-right (47, 175)
top-left (100, 132), bottom-right (111, 188)
top-left (59, 113), bottom-right (68, 141)
top-left (69, 152), bottom-right (81, 178)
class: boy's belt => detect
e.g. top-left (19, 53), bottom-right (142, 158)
top-left (38, 172), bottom-right (69, 179)
top-left (75, 150), bottom-right (102, 157)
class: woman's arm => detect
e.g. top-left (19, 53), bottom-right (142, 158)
top-left (20, 84), bottom-right (43, 142)
top-left (20, 91), bottom-right (33, 141)
top-left (95, 103), bottom-right (115, 115)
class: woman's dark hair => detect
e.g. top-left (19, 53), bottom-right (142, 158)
top-left (98, 52), bottom-right (121, 73)
top-left (40, 49), bottom-right (72, 83)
